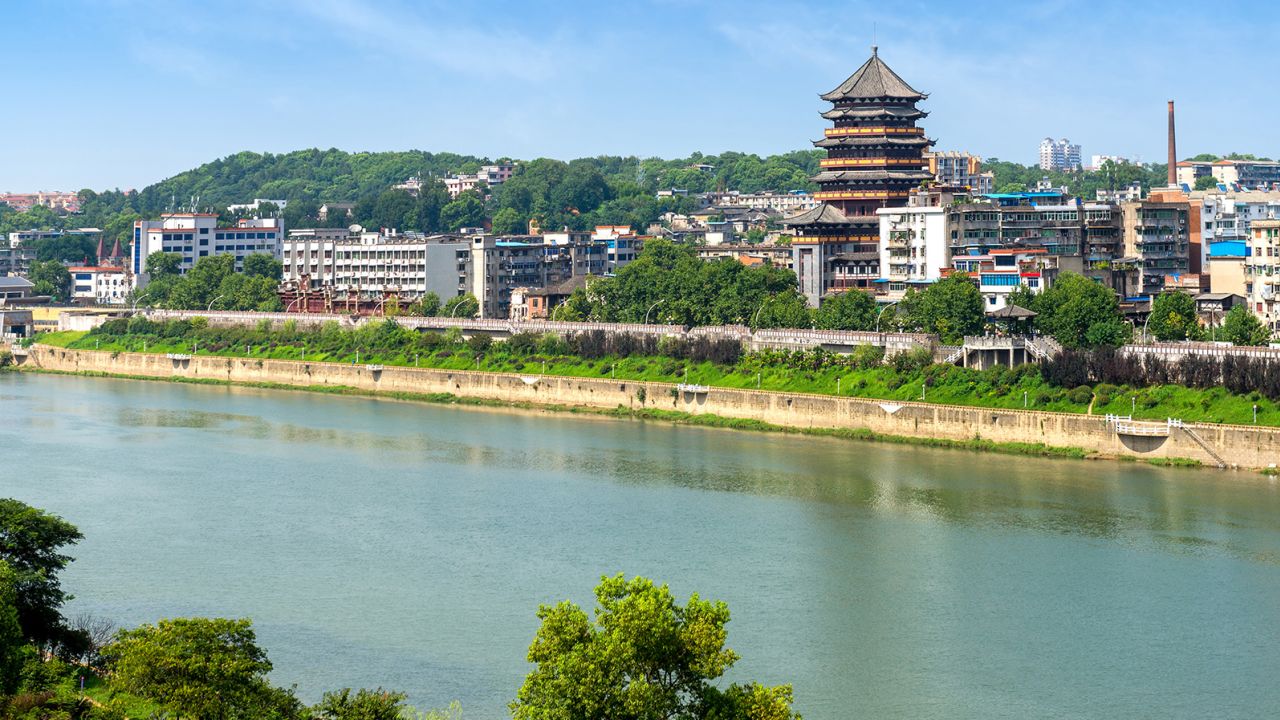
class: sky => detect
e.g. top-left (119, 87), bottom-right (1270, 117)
top-left (2, 0), bottom-right (1278, 191)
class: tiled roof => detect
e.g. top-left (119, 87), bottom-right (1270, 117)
top-left (821, 48), bottom-right (926, 102)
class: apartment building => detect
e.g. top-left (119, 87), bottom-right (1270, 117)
top-left (1245, 219), bottom-right (1280, 329)
top-left (701, 191), bottom-right (820, 215)
top-left (8, 227), bottom-right (101, 250)
top-left (67, 265), bottom-right (129, 305)
top-left (469, 235), bottom-right (610, 318)
top-left (924, 151), bottom-right (994, 194)
top-left (1121, 201), bottom-right (1190, 296)
top-left (132, 214), bottom-right (283, 286)
top-left (442, 164), bottom-right (516, 198)
top-left (283, 229), bottom-right (470, 303)
top-left (1039, 138), bottom-right (1081, 172)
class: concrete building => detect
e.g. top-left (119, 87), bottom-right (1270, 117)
top-left (131, 214), bottom-right (283, 286)
top-left (1039, 138), bottom-right (1081, 172)
top-left (67, 265), bottom-right (129, 305)
top-left (701, 191), bottom-right (820, 215)
top-left (590, 225), bottom-right (640, 271)
top-left (8, 227), bottom-right (101, 250)
top-left (1211, 160), bottom-right (1280, 189)
top-left (924, 151), bottom-right (993, 194)
top-left (283, 229), bottom-right (470, 303)
top-left (442, 164), bottom-right (516, 198)
top-left (1088, 154), bottom-right (1131, 170)
top-left (226, 198), bottom-right (288, 214)
top-left (469, 235), bottom-right (611, 318)
top-left (1246, 219), bottom-right (1280, 329)
top-left (0, 245), bottom-right (36, 276)
top-left (876, 201), bottom-right (951, 299)
top-left (1207, 240), bottom-right (1248, 297)
top-left (1175, 161), bottom-right (1214, 188)
top-left (1122, 200), bottom-right (1191, 296)
top-left (951, 248), bottom-right (1056, 311)
top-left (1095, 181), bottom-right (1144, 204)
top-left (0, 191), bottom-right (80, 213)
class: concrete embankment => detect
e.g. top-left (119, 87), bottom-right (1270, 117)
top-left (18, 345), bottom-right (1280, 470)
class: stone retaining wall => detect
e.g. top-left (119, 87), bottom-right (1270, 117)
top-left (20, 345), bottom-right (1280, 470)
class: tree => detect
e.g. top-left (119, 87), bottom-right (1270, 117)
top-left (511, 574), bottom-right (799, 720)
top-left (243, 253), bottom-right (283, 280)
top-left (1218, 305), bottom-right (1271, 346)
top-left (1194, 175), bottom-right (1218, 191)
top-left (814, 291), bottom-right (876, 331)
top-left (549, 288), bottom-right (591, 321)
top-left (146, 251), bottom-right (183, 277)
top-left (102, 617), bottom-right (296, 720)
top-left (1148, 292), bottom-right (1202, 341)
top-left (26, 260), bottom-right (72, 301)
top-left (0, 562), bottom-right (24, 696)
top-left (751, 292), bottom-right (811, 329)
top-left (1032, 272), bottom-right (1130, 348)
top-left (311, 688), bottom-right (407, 720)
top-left (897, 273), bottom-right (985, 343)
top-left (439, 193), bottom-right (486, 231)
top-left (491, 207), bottom-right (525, 235)
top-left (0, 499), bottom-right (83, 650)
top-left (441, 293), bottom-right (479, 318)
top-left (406, 292), bottom-right (442, 317)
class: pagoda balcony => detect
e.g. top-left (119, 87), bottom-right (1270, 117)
top-left (823, 126), bottom-right (924, 137)
top-left (820, 157), bottom-right (926, 168)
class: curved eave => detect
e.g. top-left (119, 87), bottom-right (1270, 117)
top-left (813, 136), bottom-right (933, 149)
top-left (812, 170), bottom-right (934, 183)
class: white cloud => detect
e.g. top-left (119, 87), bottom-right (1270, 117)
top-left (287, 0), bottom-right (561, 82)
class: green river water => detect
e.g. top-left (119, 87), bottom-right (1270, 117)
top-left (2, 373), bottom-right (1278, 718)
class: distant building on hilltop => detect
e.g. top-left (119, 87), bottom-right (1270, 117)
top-left (0, 191), bottom-right (81, 213)
top-left (1039, 138), bottom-right (1081, 172)
top-left (924, 151), bottom-right (993, 194)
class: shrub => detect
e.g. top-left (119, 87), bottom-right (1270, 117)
top-left (506, 332), bottom-right (540, 355)
top-left (850, 344), bottom-right (885, 369)
top-left (891, 347), bottom-right (933, 374)
top-left (466, 334), bottom-right (493, 353)
top-left (1068, 385), bottom-right (1093, 404)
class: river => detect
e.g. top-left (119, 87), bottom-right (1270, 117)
top-left (2, 373), bottom-right (1279, 718)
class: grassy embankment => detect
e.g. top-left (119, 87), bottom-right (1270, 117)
top-left (34, 329), bottom-right (1280, 428)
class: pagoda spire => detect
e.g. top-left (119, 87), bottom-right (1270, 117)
top-left (95, 236), bottom-right (106, 264)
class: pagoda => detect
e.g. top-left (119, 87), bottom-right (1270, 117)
top-left (785, 47), bottom-right (933, 305)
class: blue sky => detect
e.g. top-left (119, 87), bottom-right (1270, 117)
top-left (3, 0), bottom-right (1277, 191)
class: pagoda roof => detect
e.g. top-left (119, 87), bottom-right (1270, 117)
top-left (812, 169), bottom-right (934, 183)
top-left (780, 203), bottom-right (852, 227)
top-left (821, 106), bottom-right (926, 121)
top-left (814, 136), bottom-right (932, 149)
top-left (821, 48), bottom-right (926, 103)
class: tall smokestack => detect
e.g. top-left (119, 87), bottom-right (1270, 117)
top-left (1167, 100), bottom-right (1177, 188)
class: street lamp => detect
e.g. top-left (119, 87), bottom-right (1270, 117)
top-left (1141, 310), bottom-right (1153, 344)
top-left (285, 296), bottom-right (303, 314)
top-left (644, 298), bottom-right (665, 325)
top-left (130, 291), bottom-right (152, 314)
top-left (374, 296), bottom-right (388, 317)
top-left (750, 294), bottom-right (775, 328)
top-left (206, 294), bottom-right (225, 312)
top-left (875, 301), bottom-right (899, 334)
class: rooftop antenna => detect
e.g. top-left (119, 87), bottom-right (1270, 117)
top-left (872, 22), bottom-right (877, 53)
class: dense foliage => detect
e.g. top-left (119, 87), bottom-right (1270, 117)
top-left (140, 252), bottom-right (283, 311)
top-left (1008, 273), bottom-right (1130, 348)
top-left (986, 158), bottom-right (1168, 199)
top-left (511, 574), bottom-right (799, 720)
top-left (1044, 347), bottom-right (1280, 400)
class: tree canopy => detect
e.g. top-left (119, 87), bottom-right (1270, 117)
top-left (896, 273), bottom-right (985, 343)
top-left (1218, 305), bottom-right (1271, 346)
top-left (0, 498), bottom-right (83, 650)
top-left (511, 574), bottom-right (799, 720)
top-left (1019, 273), bottom-right (1130, 348)
top-left (1148, 292), bottom-right (1201, 342)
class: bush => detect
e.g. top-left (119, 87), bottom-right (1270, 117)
top-left (850, 344), bottom-right (885, 369)
top-left (1068, 385), bottom-right (1093, 404)
top-left (506, 332), bottom-right (540, 355)
top-left (891, 347), bottom-right (933, 374)
top-left (466, 334), bottom-right (493, 353)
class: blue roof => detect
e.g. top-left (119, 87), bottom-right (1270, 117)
top-left (981, 191), bottom-right (1065, 200)
top-left (1209, 240), bottom-right (1249, 258)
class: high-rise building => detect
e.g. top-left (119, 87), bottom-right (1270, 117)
top-left (131, 214), bottom-right (283, 287)
top-left (784, 47), bottom-right (934, 306)
top-left (1038, 138), bottom-right (1081, 172)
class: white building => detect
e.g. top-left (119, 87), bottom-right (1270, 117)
top-left (1194, 190), bottom-right (1280, 269)
top-left (67, 265), bottom-right (129, 305)
top-left (131, 214), bottom-right (283, 286)
top-left (226, 198), bottom-right (287, 214)
top-left (876, 204), bottom-right (951, 300)
top-left (8, 227), bottom-right (101, 250)
top-left (1039, 138), bottom-right (1081, 172)
top-left (441, 164), bottom-right (516, 198)
top-left (590, 225), bottom-right (640, 271)
top-left (701, 191), bottom-right (819, 215)
top-left (1088, 154), bottom-right (1131, 170)
top-left (283, 228), bottom-right (470, 302)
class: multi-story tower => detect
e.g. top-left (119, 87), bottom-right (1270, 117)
top-left (1039, 138), bottom-right (1081, 172)
top-left (786, 47), bottom-right (933, 306)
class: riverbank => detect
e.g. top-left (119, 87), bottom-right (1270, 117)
top-left (18, 344), bottom-right (1280, 470)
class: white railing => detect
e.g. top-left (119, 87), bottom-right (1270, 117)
top-left (675, 383), bottom-right (710, 394)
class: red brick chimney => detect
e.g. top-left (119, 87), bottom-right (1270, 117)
top-left (1167, 100), bottom-right (1177, 187)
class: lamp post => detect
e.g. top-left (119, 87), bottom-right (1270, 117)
top-left (875, 301), bottom-right (899, 334)
top-left (374, 296), bottom-right (387, 317)
top-left (285, 296), bottom-right (302, 314)
top-left (1141, 311), bottom-right (1153, 344)
top-left (206, 294), bottom-right (225, 313)
top-left (751, 294), bottom-right (775, 328)
top-left (644, 299), bottom-right (665, 325)
top-left (130, 291), bottom-right (152, 315)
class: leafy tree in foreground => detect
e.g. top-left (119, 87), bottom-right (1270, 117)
top-left (102, 617), bottom-right (299, 720)
top-left (442, 293), bottom-right (479, 319)
top-left (0, 562), bottom-right (24, 696)
top-left (814, 290), bottom-right (877, 331)
top-left (1030, 272), bottom-right (1130, 348)
top-left (1148, 292), bottom-right (1202, 342)
top-left (897, 273), bottom-right (984, 343)
top-left (311, 688), bottom-right (407, 720)
top-left (1218, 305), bottom-right (1271, 346)
top-left (511, 574), bottom-right (800, 720)
top-left (0, 498), bottom-right (84, 649)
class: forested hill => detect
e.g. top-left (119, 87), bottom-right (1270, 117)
top-left (0, 148), bottom-right (824, 245)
